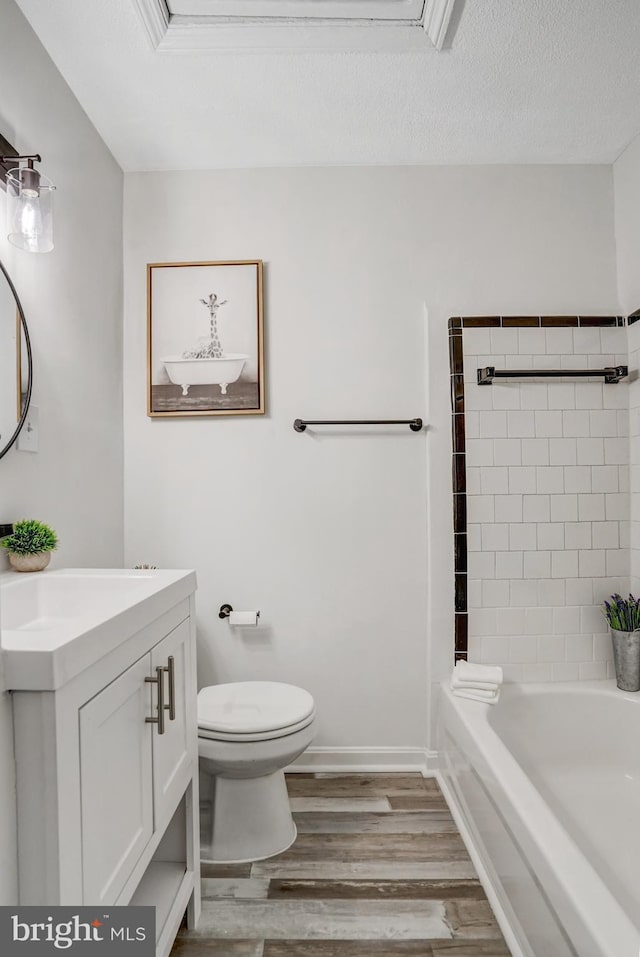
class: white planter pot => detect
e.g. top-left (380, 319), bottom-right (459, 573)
top-left (8, 551), bottom-right (51, 573)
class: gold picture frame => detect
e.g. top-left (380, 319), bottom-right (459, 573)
top-left (147, 259), bottom-right (264, 417)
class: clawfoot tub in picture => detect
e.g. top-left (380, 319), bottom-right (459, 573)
top-left (161, 354), bottom-right (249, 396)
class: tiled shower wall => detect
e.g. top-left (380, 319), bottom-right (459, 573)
top-left (629, 318), bottom-right (640, 595)
top-left (462, 322), bottom-right (629, 681)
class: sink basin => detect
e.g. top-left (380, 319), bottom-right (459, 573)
top-left (1, 567), bottom-right (197, 690)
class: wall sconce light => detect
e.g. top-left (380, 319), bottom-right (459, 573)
top-left (0, 135), bottom-right (55, 253)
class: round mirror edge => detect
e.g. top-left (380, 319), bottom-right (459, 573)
top-left (0, 258), bottom-right (33, 462)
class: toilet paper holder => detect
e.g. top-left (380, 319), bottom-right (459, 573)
top-left (218, 603), bottom-right (261, 623)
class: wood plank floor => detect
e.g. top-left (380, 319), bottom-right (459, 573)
top-left (172, 774), bottom-right (511, 957)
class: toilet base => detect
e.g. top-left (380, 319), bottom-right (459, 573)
top-left (202, 768), bottom-right (297, 863)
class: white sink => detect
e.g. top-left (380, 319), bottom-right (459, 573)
top-left (0, 567), bottom-right (197, 690)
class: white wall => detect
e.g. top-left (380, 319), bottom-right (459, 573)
top-left (464, 323), bottom-right (628, 681)
top-left (123, 165), bottom-right (619, 759)
top-left (0, 0), bottom-right (124, 903)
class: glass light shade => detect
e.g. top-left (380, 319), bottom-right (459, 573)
top-left (6, 168), bottom-right (55, 253)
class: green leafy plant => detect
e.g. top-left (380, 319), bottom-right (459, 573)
top-left (1, 520), bottom-right (58, 556)
top-left (603, 594), bottom-right (640, 632)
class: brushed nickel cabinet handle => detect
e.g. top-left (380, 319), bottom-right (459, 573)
top-left (166, 656), bottom-right (176, 721)
top-left (145, 665), bottom-right (166, 735)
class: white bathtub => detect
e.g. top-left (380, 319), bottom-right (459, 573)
top-left (161, 353), bottom-right (249, 395)
top-left (438, 679), bottom-right (640, 957)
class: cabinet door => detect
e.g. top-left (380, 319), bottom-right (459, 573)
top-left (151, 619), bottom-right (194, 822)
top-left (79, 655), bottom-right (153, 905)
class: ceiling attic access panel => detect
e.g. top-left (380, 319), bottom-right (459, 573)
top-left (167, 0), bottom-right (426, 21)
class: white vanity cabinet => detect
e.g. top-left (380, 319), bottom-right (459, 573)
top-left (4, 569), bottom-right (200, 957)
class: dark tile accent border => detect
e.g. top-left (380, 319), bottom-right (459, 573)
top-left (448, 313), bottom-right (627, 663)
top-left (628, 307), bottom-right (640, 326)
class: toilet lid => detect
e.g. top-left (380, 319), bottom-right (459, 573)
top-left (198, 681), bottom-right (315, 735)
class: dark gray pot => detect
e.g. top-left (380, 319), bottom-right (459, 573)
top-left (610, 628), bottom-right (640, 692)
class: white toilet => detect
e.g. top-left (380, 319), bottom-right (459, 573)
top-left (198, 680), bottom-right (316, 863)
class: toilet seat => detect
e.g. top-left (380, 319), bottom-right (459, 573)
top-left (198, 681), bottom-right (315, 742)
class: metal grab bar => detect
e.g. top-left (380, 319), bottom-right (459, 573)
top-left (293, 418), bottom-right (423, 432)
top-left (477, 365), bottom-right (628, 385)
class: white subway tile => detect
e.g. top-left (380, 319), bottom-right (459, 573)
top-left (564, 522), bottom-right (591, 550)
top-left (507, 410), bottom-right (536, 438)
top-left (495, 551), bottom-right (523, 579)
top-left (522, 663), bottom-right (553, 682)
top-left (551, 550), bottom-right (578, 578)
top-left (507, 524), bottom-right (535, 551)
top-left (481, 579), bottom-right (510, 608)
top-left (629, 408), bottom-right (640, 437)
top-left (562, 353), bottom-right (588, 370)
top-left (491, 328), bottom-right (519, 354)
top-left (521, 438), bottom-right (549, 466)
top-left (605, 492), bottom-right (629, 521)
top-left (620, 520), bottom-right (630, 549)
top-left (510, 579), bottom-right (538, 606)
top-left (467, 524), bottom-right (482, 551)
top-left (493, 438), bottom-right (522, 466)
top-left (494, 494), bottom-right (523, 522)
top-left (508, 639), bottom-right (539, 663)
top-left (536, 466), bottom-right (565, 494)
top-left (467, 494), bottom-right (495, 523)
top-left (480, 636), bottom-right (510, 664)
top-left (548, 384), bottom-right (575, 410)
top-left (578, 549), bottom-right (605, 578)
top-left (606, 549), bottom-right (628, 577)
top-left (466, 410), bottom-right (480, 438)
top-left (566, 578), bottom-right (593, 605)
top-left (518, 328), bottom-right (546, 353)
top-left (526, 607), bottom-right (554, 635)
top-left (552, 662), bottom-right (580, 682)
top-left (577, 438), bottom-right (604, 466)
top-left (589, 410), bottom-right (618, 437)
top-left (467, 636), bottom-right (483, 661)
top-left (508, 466), bottom-right (537, 494)
top-left (468, 609), bottom-right (498, 637)
top-left (602, 383), bottom-right (629, 410)
top-left (497, 608), bottom-right (525, 634)
top-left (537, 523), bottom-right (565, 550)
top-left (463, 329), bottom-right (493, 354)
top-left (468, 579), bottom-right (482, 608)
top-left (631, 465), bottom-right (640, 493)
top-left (578, 493), bottom-right (605, 522)
top-left (536, 635), bottom-right (566, 662)
top-left (588, 353), bottom-right (614, 370)
top-left (617, 465), bottom-right (629, 493)
top-left (520, 384), bottom-right (549, 411)
top-left (479, 411), bottom-right (508, 439)
top-left (600, 327), bottom-right (626, 353)
top-left (566, 634), bottom-right (593, 661)
top-left (562, 410), bottom-right (591, 437)
top-left (580, 605), bottom-right (608, 635)
top-left (536, 579), bottom-right (565, 606)
top-left (524, 550), bottom-right (551, 578)
top-left (550, 493), bottom-right (578, 522)
top-left (591, 521), bottom-right (619, 549)
top-left (593, 633), bottom-right (613, 662)
top-left (549, 437), bottom-right (576, 466)
top-left (575, 383), bottom-right (603, 410)
top-left (466, 439), bottom-right (494, 466)
top-left (534, 411), bottom-right (563, 437)
top-left (491, 384), bottom-right (521, 411)
top-left (481, 524), bottom-right (509, 551)
top-left (480, 467), bottom-right (510, 495)
top-left (522, 494), bottom-right (550, 522)
top-left (553, 606), bottom-right (581, 634)
top-left (604, 437), bottom-right (629, 465)
top-left (564, 466), bottom-right (592, 494)
top-left (579, 661), bottom-right (607, 680)
top-left (546, 328), bottom-right (573, 355)
top-left (573, 327), bottom-right (603, 354)
top-left (468, 551), bottom-right (495, 580)
top-left (591, 466), bottom-right (619, 493)
top-left (466, 467), bottom-right (482, 495)
top-left (465, 384), bottom-right (494, 412)
top-left (501, 663), bottom-right (525, 682)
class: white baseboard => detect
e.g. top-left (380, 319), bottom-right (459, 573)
top-left (436, 770), bottom-right (524, 957)
top-left (287, 747), bottom-right (438, 775)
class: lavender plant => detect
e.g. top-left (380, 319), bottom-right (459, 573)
top-left (603, 594), bottom-right (640, 632)
top-left (183, 292), bottom-right (229, 359)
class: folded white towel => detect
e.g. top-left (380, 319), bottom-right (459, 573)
top-left (450, 685), bottom-right (500, 705)
top-left (451, 673), bottom-right (500, 692)
top-left (455, 660), bottom-right (503, 685)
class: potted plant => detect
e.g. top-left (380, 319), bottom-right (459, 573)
top-left (603, 594), bottom-right (640, 691)
top-left (1, 519), bottom-right (59, 573)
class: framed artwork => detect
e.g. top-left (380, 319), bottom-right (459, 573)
top-left (147, 259), bottom-right (264, 417)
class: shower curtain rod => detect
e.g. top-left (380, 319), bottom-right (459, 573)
top-left (477, 365), bottom-right (628, 385)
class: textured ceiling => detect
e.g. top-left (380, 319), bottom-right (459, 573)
top-left (12, 0), bottom-right (640, 169)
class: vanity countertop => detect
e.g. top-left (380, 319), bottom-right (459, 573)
top-left (0, 567), bottom-right (197, 691)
